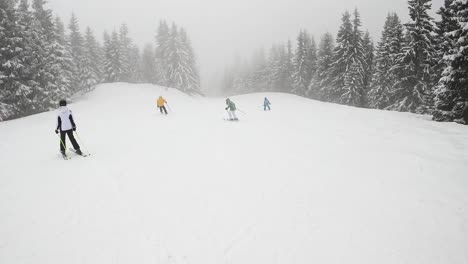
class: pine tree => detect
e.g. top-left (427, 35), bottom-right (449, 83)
top-left (389, 0), bottom-right (437, 113)
top-left (265, 45), bottom-right (283, 92)
top-left (362, 31), bottom-right (374, 105)
top-left (0, 0), bottom-right (33, 119)
top-left (141, 43), bottom-right (157, 83)
top-left (434, 0), bottom-right (458, 81)
top-left (313, 33), bottom-right (335, 100)
top-left (128, 45), bottom-right (141, 83)
top-left (369, 13), bottom-right (404, 109)
top-left (163, 23), bottom-right (201, 94)
top-left (342, 8), bottom-right (367, 107)
top-left (248, 48), bottom-right (268, 92)
top-left (292, 30), bottom-right (313, 96)
top-left (119, 23), bottom-right (132, 82)
top-left (283, 40), bottom-right (294, 93)
top-left (81, 27), bottom-right (102, 92)
top-left (30, 0), bottom-right (70, 108)
top-left (54, 16), bottom-right (75, 95)
top-left (68, 13), bottom-right (85, 92)
top-left (103, 30), bottom-right (122, 82)
top-left (155, 20), bottom-right (170, 86)
top-left (179, 28), bottom-right (201, 94)
top-left (327, 9), bottom-right (366, 107)
top-left (433, 0), bottom-right (468, 121)
top-left (305, 36), bottom-right (318, 97)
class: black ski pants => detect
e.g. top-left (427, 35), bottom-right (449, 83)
top-left (159, 106), bottom-right (168, 115)
top-left (60, 130), bottom-right (80, 152)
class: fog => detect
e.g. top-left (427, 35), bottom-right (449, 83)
top-left (47, 0), bottom-right (444, 94)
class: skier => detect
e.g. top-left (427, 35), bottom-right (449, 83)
top-left (157, 96), bottom-right (168, 115)
top-left (263, 97), bottom-right (271, 111)
top-left (55, 99), bottom-right (82, 156)
top-left (225, 98), bottom-right (238, 121)
top-left (463, 102), bottom-right (468, 124)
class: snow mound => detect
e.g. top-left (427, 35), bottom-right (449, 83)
top-left (1, 83), bottom-right (467, 264)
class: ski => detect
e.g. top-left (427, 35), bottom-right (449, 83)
top-left (69, 148), bottom-right (89, 157)
top-left (61, 153), bottom-right (71, 160)
top-left (223, 118), bottom-right (239, 122)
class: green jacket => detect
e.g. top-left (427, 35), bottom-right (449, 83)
top-left (225, 100), bottom-right (236, 111)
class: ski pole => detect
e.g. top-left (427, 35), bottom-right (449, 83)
top-left (56, 133), bottom-right (70, 158)
top-left (237, 109), bottom-right (246, 115)
top-left (166, 103), bottom-right (172, 113)
top-left (74, 131), bottom-right (91, 155)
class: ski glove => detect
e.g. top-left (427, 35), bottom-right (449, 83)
top-left (55, 129), bottom-right (59, 134)
top-left (73, 127), bottom-right (77, 131)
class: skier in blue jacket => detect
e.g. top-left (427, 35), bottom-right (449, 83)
top-left (263, 97), bottom-right (271, 111)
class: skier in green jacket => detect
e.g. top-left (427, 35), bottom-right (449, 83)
top-left (225, 98), bottom-right (238, 121)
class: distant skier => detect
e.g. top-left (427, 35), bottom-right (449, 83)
top-left (55, 99), bottom-right (82, 156)
top-left (157, 96), bottom-right (168, 115)
top-left (463, 102), bottom-right (468, 124)
top-left (225, 98), bottom-right (238, 121)
top-left (263, 97), bottom-right (271, 111)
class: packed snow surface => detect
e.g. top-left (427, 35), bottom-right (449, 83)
top-left (1, 83), bottom-right (467, 264)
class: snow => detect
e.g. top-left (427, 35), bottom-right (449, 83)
top-left (1, 83), bottom-right (468, 264)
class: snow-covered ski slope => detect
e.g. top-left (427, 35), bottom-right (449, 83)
top-left (1, 83), bottom-right (467, 264)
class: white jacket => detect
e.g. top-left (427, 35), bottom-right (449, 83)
top-left (56, 106), bottom-right (76, 131)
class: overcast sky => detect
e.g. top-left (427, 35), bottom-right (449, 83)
top-left (47, 0), bottom-right (444, 94)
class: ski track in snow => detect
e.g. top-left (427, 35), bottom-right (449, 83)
top-left (0, 83), bottom-right (468, 264)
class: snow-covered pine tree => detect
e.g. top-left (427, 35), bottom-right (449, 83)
top-left (292, 30), bottom-right (313, 96)
top-left (342, 61), bottom-right (364, 107)
top-left (326, 11), bottom-right (353, 103)
top-left (369, 13), bottom-right (404, 109)
top-left (141, 43), bottom-right (157, 84)
top-left (282, 40), bottom-right (294, 93)
top-left (327, 9), bottom-right (366, 107)
top-left (164, 23), bottom-right (201, 94)
top-left (179, 27), bottom-right (201, 94)
top-left (265, 45), bottom-right (283, 92)
top-left (14, 0), bottom-right (42, 112)
top-left (305, 36), bottom-right (318, 97)
top-left (118, 23), bottom-right (132, 82)
top-left (248, 48), bottom-right (268, 92)
top-left (433, 0), bottom-right (458, 83)
top-left (30, 0), bottom-right (71, 109)
top-left (68, 13), bottom-right (85, 93)
top-left (312, 33), bottom-right (335, 101)
top-left (433, 0), bottom-right (468, 121)
top-left (165, 23), bottom-right (185, 90)
top-left (341, 8), bottom-right (367, 107)
top-left (81, 27), bottom-right (102, 92)
top-left (128, 44), bottom-right (142, 83)
top-left (54, 16), bottom-right (75, 96)
top-left (155, 20), bottom-right (170, 86)
top-left (103, 30), bottom-right (122, 83)
top-left (264, 43), bottom-right (294, 93)
top-left (0, 0), bottom-right (33, 119)
top-left (388, 0), bottom-right (437, 113)
top-left (362, 31), bottom-right (374, 106)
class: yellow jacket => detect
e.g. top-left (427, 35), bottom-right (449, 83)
top-left (157, 97), bottom-right (167, 107)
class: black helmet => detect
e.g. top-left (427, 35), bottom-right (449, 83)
top-left (59, 99), bottom-right (67, 106)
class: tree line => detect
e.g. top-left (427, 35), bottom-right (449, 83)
top-left (0, 0), bottom-right (200, 121)
top-left (222, 0), bottom-right (468, 123)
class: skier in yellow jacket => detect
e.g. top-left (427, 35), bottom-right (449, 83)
top-left (157, 96), bottom-right (168, 115)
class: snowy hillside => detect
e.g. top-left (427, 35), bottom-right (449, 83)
top-left (1, 83), bottom-right (467, 264)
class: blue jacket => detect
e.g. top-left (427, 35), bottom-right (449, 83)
top-left (264, 98), bottom-right (271, 106)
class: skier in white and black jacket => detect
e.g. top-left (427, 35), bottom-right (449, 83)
top-left (55, 100), bottom-right (82, 155)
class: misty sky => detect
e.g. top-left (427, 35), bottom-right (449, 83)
top-left (47, 0), bottom-right (444, 93)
